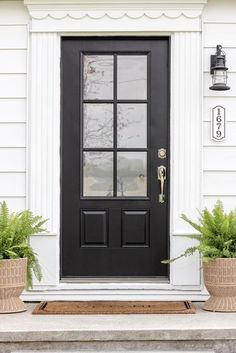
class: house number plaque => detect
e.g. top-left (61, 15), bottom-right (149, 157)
top-left (211, 105), bottom-right (226, 141)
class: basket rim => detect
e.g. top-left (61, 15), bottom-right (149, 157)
top-left (203, 258), bottom-right (236, 262)
top-left (0, 257), bottom-right (27, 263)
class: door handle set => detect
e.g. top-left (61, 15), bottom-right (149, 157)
top-left (157, 166), bottom-right (166, 203)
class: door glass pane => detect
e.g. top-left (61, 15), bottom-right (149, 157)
top-left (117, 56), bottom-right (147, 100)
top-left (117, 104), bottom-right (147, 148)
top-left (117, 152), bottom-right (147, 196)
top-left (83, 55), bottom-right (113, 100)
top-left (83, 152), bottom-right (113, 196)
top-left (83, 103), bottom-right (113, 148)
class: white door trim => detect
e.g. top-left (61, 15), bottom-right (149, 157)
top-left (25, 0), bottom-right (205, 299)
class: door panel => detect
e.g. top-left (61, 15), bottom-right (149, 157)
top-left (61, 37), bottom-right (169, 278)
top-left (122, 211), bottom-right (149, 247)
top-left (81, 210), bottom-right (108, 247)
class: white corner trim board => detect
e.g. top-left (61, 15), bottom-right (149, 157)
top-left (25, 0), bottom-right (204, 297)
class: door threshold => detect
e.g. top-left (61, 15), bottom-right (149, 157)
top-left (60, 277), bottom-right (169, 284)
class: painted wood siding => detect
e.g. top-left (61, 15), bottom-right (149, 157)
top-left (0, 1), bottom-right (29, 211)
top-left (203, 0), bottom-right (236, 212)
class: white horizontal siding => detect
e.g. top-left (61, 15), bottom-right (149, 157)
top-left (0, 99), bottom-right (26, 122)
top-left (203, 196), bottom-right (236, 213)
top-left (204, 23), bottom-right (236, 48)
top-left (0, 124), bottom-right (25, 147)
top-left (0, 173), bottom-right (25, 197)
top-left (204, 147), bottom-right (236, 171)
top-left (0, 74), bottom-right (26, 98)
top-left (0, 1), bottom-right (29, 25)
top-left (202, 0), bottom-right (236, 24)
top-left (204, 172), bottom-right (236, 196)
top-left (203, 122), bottom-right (236, 146)
top-left (0, 1), bottom-right (28, 212)
top-left (0, 26), bottom-right (28, 49)
top-left (204, 97), bottom-right (236, 121)
top-left (0, 148), bottom-right (25, 172)
top-left (0, 50), bottom-right (27, 73)
top-left (0, 197), bottom-right (26, 211)
top-left (202, 0), bottom-right (236, 212)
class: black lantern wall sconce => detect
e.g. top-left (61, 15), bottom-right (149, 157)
top-left (210, 44), bottom-right (230, 91)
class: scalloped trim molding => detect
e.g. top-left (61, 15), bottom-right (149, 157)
top-left (24, 0), bottom-right (208, 21)
top-left (25, 11), bottom-right (204, 20)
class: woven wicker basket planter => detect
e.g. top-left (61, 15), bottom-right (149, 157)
top-left (203, 258), bottom-right (236, 312)
top-left (0, 258), bottom-right (27, 313)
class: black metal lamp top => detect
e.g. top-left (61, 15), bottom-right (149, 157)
top-left (210, 44), bottom-right (230, 91)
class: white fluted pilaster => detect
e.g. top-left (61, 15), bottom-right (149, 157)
top-left (28, 32), bottom-right (60, 286)
top-left (29, 32), bottom-right (60, 234)
top-left (171, 32), bottom-right (202, 286)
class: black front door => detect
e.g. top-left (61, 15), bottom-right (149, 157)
top-left (61, 37), bottom-right (169, 278)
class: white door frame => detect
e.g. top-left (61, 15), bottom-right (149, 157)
top-left (23, 0), bottom-right (207, 301)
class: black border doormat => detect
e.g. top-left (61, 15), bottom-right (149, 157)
top-left (33, 300), bottom-right (196, 315)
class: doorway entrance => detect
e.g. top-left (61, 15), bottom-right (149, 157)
top-left (61, 37), bottom-right (170, 278)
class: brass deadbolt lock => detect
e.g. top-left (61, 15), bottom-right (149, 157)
top-left (158, 148), bottom-right (167, 159)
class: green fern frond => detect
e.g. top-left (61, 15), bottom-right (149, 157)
top-left (180, 214), bottom-right (201, 233)
top-left (0, 201), bottom-right (9, 232)
top-left (0, 201), bottom-right (47, 288)
top-left (161, 246), bottom-right (199, 264)
top-left (162, 200), bottom-right (236, 264)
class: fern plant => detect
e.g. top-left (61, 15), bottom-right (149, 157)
top-left (162, 200), bottom-right (236, 264)
top-left (0, 201), bottom-right (47, 288)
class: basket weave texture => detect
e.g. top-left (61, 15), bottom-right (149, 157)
top-left (0, 258), bottom-right (27, 313)
top-left (203, 258), bottom-right (236, 312)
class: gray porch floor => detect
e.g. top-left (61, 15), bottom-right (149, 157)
top-left (0, 303), bottom-right (236, 353)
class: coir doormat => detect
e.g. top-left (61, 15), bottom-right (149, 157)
top-left (32, 300), bottom-right (196, 315)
